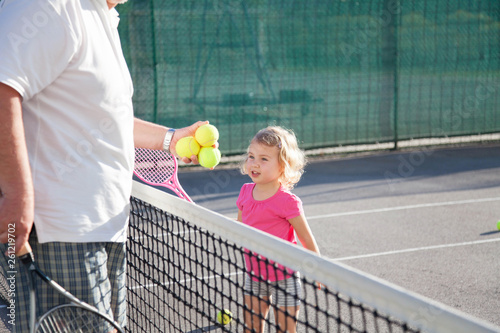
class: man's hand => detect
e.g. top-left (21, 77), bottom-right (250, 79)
top-left (0, 189), bottom-right (34, 254)
top-left (134, 119), bottom-right (218, 165)
top-left (171, 121), bottom-right (217, 164)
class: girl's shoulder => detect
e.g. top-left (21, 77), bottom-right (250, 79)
top-left (237, 183), bottom-right (255, 203)
top-left (276, 186), bottom-right (302, 205)
top-left (240, 182), bottom-right (255, 194)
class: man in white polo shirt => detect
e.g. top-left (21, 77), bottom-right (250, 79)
top-left (0, 0), bottom-right (206, 330)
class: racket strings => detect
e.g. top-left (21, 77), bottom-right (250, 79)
top-left (36, 304), bottom-right (115, 333)
top-left (134, 148), bottom-right (176, 183)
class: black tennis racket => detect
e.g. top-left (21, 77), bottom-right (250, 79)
top-left (18, 243), bottom-right (124, 333)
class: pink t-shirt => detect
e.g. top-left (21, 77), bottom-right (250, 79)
top-left (237, 183), bottom-right (304, 281)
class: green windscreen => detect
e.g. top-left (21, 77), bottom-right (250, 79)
top-left (118, 1), bottom-right (500, 155)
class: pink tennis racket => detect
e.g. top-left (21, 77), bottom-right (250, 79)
top-left (134, 148), bottom-right (193, 202)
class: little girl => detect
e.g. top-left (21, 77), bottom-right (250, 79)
top-left (236, 126), bottom-right (321, 333)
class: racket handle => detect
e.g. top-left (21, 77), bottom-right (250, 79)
top-left (17, 242), bottom-right (33, 257)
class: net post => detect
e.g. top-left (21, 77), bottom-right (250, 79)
top-left (380, 0), bottom-right (400, 150)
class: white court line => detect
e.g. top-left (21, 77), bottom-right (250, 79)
top-left (332, 238), bottom-right (500, 261)
top-left (308, 197), bottom-right (500, 220)
top-left (130, 271), bottom-right (243, 291)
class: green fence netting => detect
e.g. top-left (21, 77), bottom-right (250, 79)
top-left (118, 0), bottom-right (500, 155)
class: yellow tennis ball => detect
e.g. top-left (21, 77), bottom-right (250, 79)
top-left (497, 220), bottom-right (500, 231)
top-left (195, 124), bottom-right (219, 147)
top-left (175, 136), bottom-right (200, 158)
top-left (198, 147), bottom-right (221, 169)
top-left (217, 309), bottom-right (232, 325)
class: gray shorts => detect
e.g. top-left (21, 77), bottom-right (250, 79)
top-left (244, 273), bottom-right (302, 307)
top-left (0, 230), bottom-right (127, 333)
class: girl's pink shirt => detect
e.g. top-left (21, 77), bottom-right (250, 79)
top-left (237, 183), bottom-right (304, 281)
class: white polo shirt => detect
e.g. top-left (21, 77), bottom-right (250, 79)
top-left (0, 0), bottom-right (134, 243)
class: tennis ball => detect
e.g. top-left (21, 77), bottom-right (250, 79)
top-left (497, 220), bottom-right (500, 231)
top-left (175, 136), bottom-right (200, 158)
top-left (217, 309), bottom-right (232, 325)
top-left (195, 124), bottom-right (219, 147)
top-left (198, 147), bottom-right (221, 169)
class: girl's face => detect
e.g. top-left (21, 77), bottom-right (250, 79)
top-left (246, 141), bottom-right (282, 187)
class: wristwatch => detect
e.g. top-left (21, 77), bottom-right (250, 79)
top-left (162, 128), bottom-right (176, 153)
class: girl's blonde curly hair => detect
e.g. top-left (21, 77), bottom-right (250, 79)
top-left (241, 126), bottom-right (307, 190)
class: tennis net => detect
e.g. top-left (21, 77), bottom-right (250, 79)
top-left (126, 181), bottom-right (499, 333)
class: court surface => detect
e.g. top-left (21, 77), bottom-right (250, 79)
top-left (179, 142), bottom-right (500, 328)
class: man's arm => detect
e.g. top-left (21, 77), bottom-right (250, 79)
top-left (0, 83), bottom-right (34, 253)
top-left (134, 118), bottom-right (209, 164)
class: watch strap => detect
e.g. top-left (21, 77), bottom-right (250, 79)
top-left (162, 128), bottom-right (176, 153)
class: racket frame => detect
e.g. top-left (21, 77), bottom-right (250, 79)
top-left (133, 148), bottom-right (193, 202)
top-left (19, 249), bottom-right (124, 333)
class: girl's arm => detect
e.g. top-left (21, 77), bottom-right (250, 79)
top-left (237, 209), bottom-right (243, 222)
top-left (289, 213), bottom-right (321, 256)
top-left (289, 213), bottom-right (323, 289)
